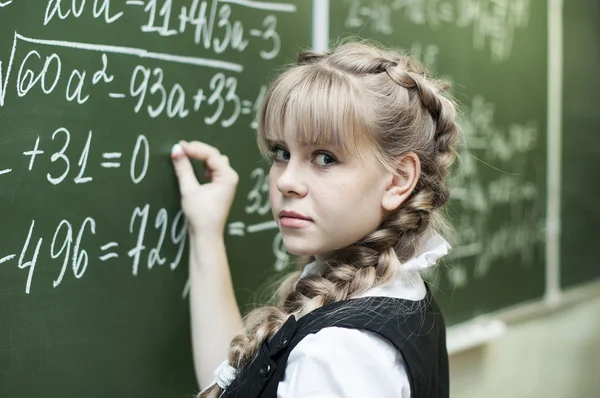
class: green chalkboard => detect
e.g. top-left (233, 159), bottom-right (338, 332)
top-left (0, 1), bottom-right (312, 397)
top-left (330, 0), bottom-right (548, 324)
top-left (561, 0), bottom-right (600, 288)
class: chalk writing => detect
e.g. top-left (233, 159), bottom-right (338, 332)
top-left (1, 0), bottom-right (303, 300)
top-left (343, 0), bottom-right (531, 62)
top-left (444, 93), bottom-right (544, 287)
top-left (5, 126), bottom-right (152, 185)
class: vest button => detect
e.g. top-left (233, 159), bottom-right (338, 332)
top-left (277, 336), bottom-right (289, 351)
top-left (259, 363), bottom-right (271, 378)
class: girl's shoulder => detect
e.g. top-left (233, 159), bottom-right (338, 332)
top-left (290, 325), bottom-right (404, 365)
top-left (275, 292), bottom-right (445, 370)
top-left (279, 325), bottom-right (411, 398)
top-left (296, 290), bottom-right (442, 332)
top-left (221, 294), bottom-right (446, 398)
top-left (275, 293), bottom-right (447, 397)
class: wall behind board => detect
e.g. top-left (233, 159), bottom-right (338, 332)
top-left (450, 291), bottom-right (600, 398)
top-left (0, 1), bottom-right (312, 397)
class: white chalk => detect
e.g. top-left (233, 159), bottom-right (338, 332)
top-left (171, 143), bottom-right (183, 156)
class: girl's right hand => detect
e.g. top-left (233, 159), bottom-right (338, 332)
top-left (171, 141), bottom-right (239, 236)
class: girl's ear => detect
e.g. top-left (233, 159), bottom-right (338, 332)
top-left (381, 152), bottom-right (421, 212)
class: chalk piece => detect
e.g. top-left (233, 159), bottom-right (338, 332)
top-left (171, 143), bottom-right (183, 156)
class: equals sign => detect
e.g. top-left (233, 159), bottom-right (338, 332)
top-left (228, 221), bottom-right (245, 236)
top-left (101, 152), bottom-right (122, 168)
top-left (241, 100), bottom-right (252, 115)
top-left (99, 242), bottom-right (119, 261)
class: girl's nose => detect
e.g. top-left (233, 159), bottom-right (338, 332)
top-left (276, 163), bottom-right (308, 198)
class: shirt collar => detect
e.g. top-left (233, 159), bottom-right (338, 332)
top-left (295, 233), bottom-right (451, 299)
top-left (398, 232), bottom-right (451, 272)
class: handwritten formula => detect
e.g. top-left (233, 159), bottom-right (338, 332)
top-left (343, 0), bottom-right (531, 63)
top-left (0, 0), bottom-right (307, 298)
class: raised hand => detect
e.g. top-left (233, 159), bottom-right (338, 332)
top-left (171, 141), bottom-right (239, 236)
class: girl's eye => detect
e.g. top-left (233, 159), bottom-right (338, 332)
top-left (314, 152), bottom-right (337, 167)
top-left (273, 148), bottom-right (290, 162)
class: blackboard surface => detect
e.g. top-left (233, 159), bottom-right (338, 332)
top-left (330, 0), bottom-right (548, 324)
top-left (0, 1), bottom-right (312, 397)
top-left (561, 0), bottom-right (600, 289)
top-left (2, 0), bottom-right (599, 396)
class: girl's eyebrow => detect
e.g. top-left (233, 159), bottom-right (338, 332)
top-left (265, 139), bottom-right (286, 147)
top-left (265, 139), bottom-right (345, 154)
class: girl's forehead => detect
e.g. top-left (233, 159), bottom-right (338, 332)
top-left (260, 67), bottom-right (377, 156)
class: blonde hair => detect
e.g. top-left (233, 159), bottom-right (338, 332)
top-left (199, 41), bottom-right (460, 397)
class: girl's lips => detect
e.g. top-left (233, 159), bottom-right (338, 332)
top-left (279, 217), bottom-right (313, 228)
top-left (279, 210), bottom-right (311, 220)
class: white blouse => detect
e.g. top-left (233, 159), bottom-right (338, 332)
top-left (204, 233), bottom-right (451, 397)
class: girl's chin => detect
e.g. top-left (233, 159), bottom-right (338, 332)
top-left (283, 246), bottom-right (315, 257)
top-left (282, 241), bottom-right (331, 259)
top-left (281, 240), bottom-right (318, 257)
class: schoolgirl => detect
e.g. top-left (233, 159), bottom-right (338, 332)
top-left (171, 41), bottom-right (460, 398)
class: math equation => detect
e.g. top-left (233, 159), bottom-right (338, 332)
top-left (0, 0), bottom-right (306, 297)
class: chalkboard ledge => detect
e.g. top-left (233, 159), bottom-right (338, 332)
top-left (446, 278), bottom-right (600, 355)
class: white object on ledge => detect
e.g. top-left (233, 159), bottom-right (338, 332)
top-left (446, 319), bottom-right (508, 355)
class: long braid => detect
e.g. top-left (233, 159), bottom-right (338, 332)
top-left (198, 43), bottom-right (460, 398)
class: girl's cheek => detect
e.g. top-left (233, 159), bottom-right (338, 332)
top-left (268, 171), bottom-right (279, 200)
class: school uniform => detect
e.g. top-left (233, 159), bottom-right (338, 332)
top-left (203, 233), bottom-right (450, 398)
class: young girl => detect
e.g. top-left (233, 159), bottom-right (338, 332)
top-left (171, 41), bottom-right (460, 398)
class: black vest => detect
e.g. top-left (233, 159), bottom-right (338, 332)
top-left (221, 291), bottom-right (449, 398)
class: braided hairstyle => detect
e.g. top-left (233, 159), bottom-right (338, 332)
top-left (198, 42), bottom-right (460, 397)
